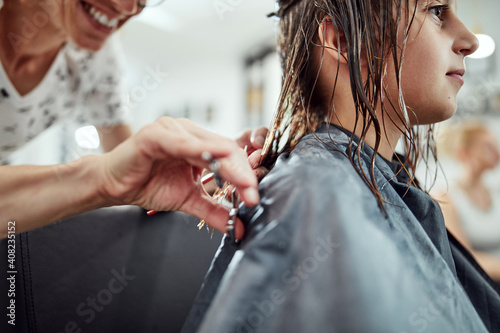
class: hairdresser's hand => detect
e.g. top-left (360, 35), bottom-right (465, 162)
top-left (235, 126), bottom-right (269, 181)
top-left (97, 117), bottom-right (260, 240)
top-left (201, 126), bottom-right (270, 196)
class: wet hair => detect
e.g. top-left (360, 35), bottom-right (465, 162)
top-left (261, 0), bottom-right (438, 210)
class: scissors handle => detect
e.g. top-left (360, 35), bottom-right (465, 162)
top-left (146, 172), bottom-right (216, 216)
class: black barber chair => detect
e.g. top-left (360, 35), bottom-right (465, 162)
top-left (0, 206), bottom-right (222, 333)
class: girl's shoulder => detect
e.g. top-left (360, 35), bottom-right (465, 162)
top-left (263, 133), bottom-right (366, 193)
top-left (243, 135), bottom-right (379, 234)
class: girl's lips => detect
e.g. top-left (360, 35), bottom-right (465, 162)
top-left (446, 69), bottom-right (465, 85)
top-left (447, 73), bottom-right (464, 85)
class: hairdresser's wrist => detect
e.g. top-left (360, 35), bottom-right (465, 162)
top-left (51, 154), bottom-right (117, 221)
top-left (91, 153), bottom-right (126, 209)
top-left (68, 155), bottom-right (114, 213)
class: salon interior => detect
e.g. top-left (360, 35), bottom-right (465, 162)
top-left (1, 0), bottom-right (500, 332)
top-left (7, 0), bottom-right (500, 188)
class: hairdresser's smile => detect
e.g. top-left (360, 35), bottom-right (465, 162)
top-left (77, 1), bottom-right (130, 36)
top-left (81, 1), bottom-right (120, 32)
top-left (63, 0), bottom-right (141, 51)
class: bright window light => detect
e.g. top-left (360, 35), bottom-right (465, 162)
top-left (75, 126), bottom-right (100, 149)
top-left (469, 34), bottom-right (496, 59)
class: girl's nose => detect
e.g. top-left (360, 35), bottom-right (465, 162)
top-left (453, 21), bottom-right (479, 57)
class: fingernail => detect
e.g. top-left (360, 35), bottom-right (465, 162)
top-left (244, 188), bottom-right (260, 205)
top-left (254, 135), bottom-right (265, 148)
top-left (255, 168), bottom-right (268, 180)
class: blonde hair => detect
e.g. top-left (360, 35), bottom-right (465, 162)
top-left (439, 121), bottom-right (489, 158)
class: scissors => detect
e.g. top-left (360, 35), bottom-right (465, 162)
top-left (147, 151), bottom-right (240, 242)
top-left (226, 187), bottom-right (239, 242)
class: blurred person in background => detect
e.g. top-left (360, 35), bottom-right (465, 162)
top-left (439, 121), bottom-right (500, 284)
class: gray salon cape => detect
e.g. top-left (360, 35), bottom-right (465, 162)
top-left (182, 123), bottom-right (500, 333)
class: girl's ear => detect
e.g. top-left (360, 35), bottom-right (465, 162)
top-left (318, 19), bottom-right (348, 65)
top-left (318, 19), bottom-right (367, 67)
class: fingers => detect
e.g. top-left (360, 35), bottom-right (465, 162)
top-left (254, 166), bottom-right (269, 181)
top-left (217, 149), bottom-right (260, 206)
top-left (235, 127), bottom-right (268, 153)
top-left (247, 149), bottom-right (269, 181)
top-left (250, 127), bottom-right (268, 149)
top-left (138, 117), bottom-right (234, 167)
top-left (171, 118), bottom-right (261, 204)
top-left (182, 190), bottom-right (245, 241)
top-left (179, 122), bottom-right (265, 205)
top-left (137, 117), bottom-right (260, 205)
top-left (247, 149), bottom-right (262, 169)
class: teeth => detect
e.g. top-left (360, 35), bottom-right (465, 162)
top-left (83, 3), bottom-right (118, 29)
top-left (99, 15), bottom-right (108, 25)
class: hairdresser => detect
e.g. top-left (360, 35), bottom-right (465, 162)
top-left (0, 0), bottom-right (135, 162)
top-left (0, 0), bottom-right (266, 238)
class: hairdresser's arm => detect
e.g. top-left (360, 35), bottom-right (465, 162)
top-left (0, 117), bottom-right (260, 240)
top-left (0, 157), bottom-right (105, 239)
top-left (97, 124), bottom-right (133, 152)
top-left (438, 193), bottom-right (500, 281)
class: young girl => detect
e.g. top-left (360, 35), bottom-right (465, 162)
top-left (183, 0), bottom-right (500, 332)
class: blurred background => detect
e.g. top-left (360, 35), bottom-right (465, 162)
top-left (7, 0), bottom-right (500, 192)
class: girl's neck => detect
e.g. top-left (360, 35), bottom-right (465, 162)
top-left (327, 100), bottom-right (402, 161)
top-left (321, 64), bottom-right (403, 161)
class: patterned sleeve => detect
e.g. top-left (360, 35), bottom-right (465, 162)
top-left (74, 37), bottom-right (131, 128)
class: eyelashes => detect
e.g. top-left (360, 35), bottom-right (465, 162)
top-left (427, 4), bottom-right (450, 21)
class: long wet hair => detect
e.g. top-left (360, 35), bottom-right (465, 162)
top-left (261, 0), bottom-right (439, 210)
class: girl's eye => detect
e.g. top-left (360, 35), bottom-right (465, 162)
top-left (428, 5), bottom-right (446, 21)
